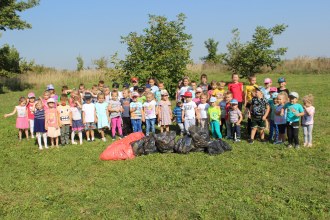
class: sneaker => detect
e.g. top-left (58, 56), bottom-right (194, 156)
top-left (112, 136), bottom-right (116, 140)
top-left (45, 146), bottom-right (49, 149)
top-left (287, 144), bottom-right (293, 148)
top-left (87, 139), bottom-right (91, 142)
top-left (294, 144), bottom-right (300, 149)
top-left (274, 141), bottom-right (283, 145)
top-left (91, 138), bottom-right (95, 142)
top-left (39, 147), bottom-right (43, 150)
top-left (307, 143), bottom-right (312, 148)
top-left (119, 135), bottom-right (124, 139)
top-left (248, 139), bottom-right (254, 144)
top-left (72, 141), bottom-right (78, 145)
top-left (235, 139), bottom-right (241, 142)
top-left (260, 139), bottom-right (267, 143)
top-left (102, 137), bottom-right (106, 142)
top-left (303, 143), bottom-right (308, 147)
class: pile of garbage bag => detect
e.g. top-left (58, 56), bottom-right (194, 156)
top-left (100, 126), bottom-right (232, 160)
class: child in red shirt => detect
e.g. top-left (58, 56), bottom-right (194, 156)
top-left (228, 73), bottom-right (244, 110)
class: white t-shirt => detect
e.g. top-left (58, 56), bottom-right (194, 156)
top-left (182, 101), bottom-right (197, 119)
top-left (179, 86), bottom-right (190, 97)
top-left (16, 106), bottom-right (27, 118)
top-left (71, 107), bottom-right (82, 120)
top-left (82, 103), bottom-right (95, 123)
top-left (143, 100), bottom-right (157, 119)
top-left (198, 103), bottom-right (209, 119)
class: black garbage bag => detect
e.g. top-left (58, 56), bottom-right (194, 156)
top-left (207, 140), bottom-right (225, 155)
top-left (174, 135), bottom-right (195, 154)
top-left (154, 131), bottom-right (176, 153)
top-left (188, 125), bottom-right (210, 148)
top-left (131, 139), bottom-right (145, 156)
top-left (219, 139), bottom-right (232, 152)
top-left (143, 135), bottom-right (158, 155)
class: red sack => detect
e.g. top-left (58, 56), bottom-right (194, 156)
top-left (122, 132), bottom-right (145, 145)
top-left (100, 143), bottom-right (135, 161)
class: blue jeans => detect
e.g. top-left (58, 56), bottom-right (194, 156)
top-left (269, 120), bottom-right (279, 141)
top-left (230, 123), bottom-right (241, 139)
top-left (146, 118), bottom-right (156, 135)
top-left (131, 119), bottom-right (142, 132)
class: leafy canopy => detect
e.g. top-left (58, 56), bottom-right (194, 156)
top-left (223, 24), bottom-right (288, 78)
top-left (119, 13), bottom-right (192, 96)
top-left (0, 0), bottom-right (39, 31)
top-left (201, 38), bottom-right (224, 64)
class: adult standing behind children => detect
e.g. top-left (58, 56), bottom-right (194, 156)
top-left (228, 73), bottom-right (244, 110)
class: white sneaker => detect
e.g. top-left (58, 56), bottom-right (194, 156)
top-left (102, 137), bottom-right (106, 142)
top-left (45, 146), bottom-right (49, 149)
top-left (72, 141), bottom-right (78, 145)
top-left (39, 147), bottom-right (43, 150)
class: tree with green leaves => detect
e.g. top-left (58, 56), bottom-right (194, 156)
top-left (0, 44), bottom-right (20, 77)
top-left (223, 24), bottom-right (288, 78)
top-left (201, 38), bottom-right (224, 64)
top-left (120, 13), bottom-right (192, 96)
top-left (93, 56), bottom-right (108, 70)
top-left (0, 0), bottom-right (39, 31)
top-left (76, 55), bottom-right (84, 71)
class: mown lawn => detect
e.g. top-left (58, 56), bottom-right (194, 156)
top-left (0, 73), bottom-right (329, 219)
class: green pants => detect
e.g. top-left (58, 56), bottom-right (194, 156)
top-left (210, 120), bottom-right (222, 139)
top-left (60, 124), bottom-right (70, 145)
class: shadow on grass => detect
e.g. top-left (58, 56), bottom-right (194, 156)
top-left (0, 77), bottom-right (34, 94)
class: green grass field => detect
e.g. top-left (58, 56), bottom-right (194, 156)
top-left (0, 73), bottom-right (329, 219)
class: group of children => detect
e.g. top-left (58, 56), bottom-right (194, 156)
top-left (4, 74), bottom-right (315, 150)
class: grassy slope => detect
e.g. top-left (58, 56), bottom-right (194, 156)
top-left (0, 73), bottom-right (329, 219)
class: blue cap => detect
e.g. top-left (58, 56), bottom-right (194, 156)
top-left (209, 97), bottom-right (217, 103)
top-left (272, 92), bottom-right (279, 99)
top-left (230, 99), bottom-right (238, 104)
top-left (145, 84), bottom-right (151, 89)
top-left (278, 77), bottom-right (286, 83)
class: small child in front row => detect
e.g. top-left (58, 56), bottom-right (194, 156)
top-left (95, 93), bottom-right (110, 142)
top-left (158, 90), bottom-right (172, 132)
top-left (120, 89), bottom-right (132, 136)
top-left (108, 91), bottom-right (123, 140)
top-left (274, 92), bottom-right (288, 144)
top-left (45, 98), bottom-right (61, 147)
top-left (4, 97), bottom-right (30, 140)
top-left (34, 100), bottom-right (48, 149)
top-left (208, 97), bottom-right (222, 139)
top-left (197, 94), bottom-right (209, 128)
top-left (58, 94), bottom-right (72, 145)
top-left (229, 99), bottom-right (242, 142)
top-left (268, 92), bottom-right (279, 142)
top-left (130, 92), bottom-right (144, 132)
top-left (173, 100), bottom-right (184, 135)
top-left (82, 93), bottom-right (96, 142)
top-left (143, 92), bottom-right (158, 136)
top-left (27, 92), bottom-right (36, 138)
top-left (302, 94), bottom-right (315, 147)
top-left (182, 91), bottom-right (197, 134)
top-left (70, 96), bottom-right (84, 145)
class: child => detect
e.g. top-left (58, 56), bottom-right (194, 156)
top-left (41, 91), bottom-right (51, 110)
top-left (249, 87), bottom-right (270, 144)
top-left (90, 85), bottom-right (99, 103)
top-left (129, 77), bottom-right (139, 93)
top-left (208, 97), bottom-right (222, 139)
top-left (70, 96), bottom-right (84, 145)
top-left (111, 82), bottom-right (123, 100)
top-left (245, 75), bottom-right (258, 136)
top-left (58, 85), bottom-right (72, 103)
top-left (120, 88), bottom-right (132, 136)
top-left (228, 73), bottom-right (244, 110)
top-left (268, 92), bottom-right (279, 142)
top-left (274, 92), bottom-right (288, 144)
top-left (34, 100), bottom-right (48, 150)
top-left (82, 92), bottom-right (97, 142)
top-left (155, 81), bottom-right (165, 102)
top-left (182, 91), bottom-right (197, 134)
top-left (45, 98), bottom-right (60, 147)
top-left (302, 94), bottom-right (315, 147)
top-left (224, 92), bottom-right (233, 139)
top-left (4, 97), bottom-right (29, 140)
top-left (58, 94), bottom-right (72, 145)
top-left (95, 93), bottom-right (110, 142)
top-left (47, 84), bottom-right (58, 102)
top-left (103, 86), bottom-right (111, 103)
top-left (190, 80), bottom-right (198, 98)
top-left (198, 73), bottom-right (210, 94)
top-left (173, 100), bottom-right (184, 135)
top-left (148, 77), bottom-right (159, 94)
top-left (158, 90), bottom-right (172, 132)
top-left (219, 93), bottom-right (227, 135)
top-left (282, 92), bottom-right (304, 148)
top-left (145, 84), bottom-right (152, 94)
top-left (27, 92), bottom-right (36, 138)
top-left (179, 77), bottom-right (190, 101)
top-left (197, 94), bottom-right (209, 128)
top-left (229, 99), bottom-right (242, 142)
top-left (208, 80), bottom-right (217, 99)
top-left (98, 80), bottom-right (105, 93)
top-left (261, 78), bottom-right (272, 100)
top-left (277, 77), bottom-right (289, 95)
top-left (137, 87), bottom-right (146, 104)
top-left (213, 81), bottom-right (226, 97)
top-left (78, 83), bottom-right (86, 99)
top-left (193, 87), bottom-right (202, 105)
top-left (143, 92), bottom-right (158, 136)
top-left (108, 91), bottom-right (123, 140)
top-left (130, 92), bottom-right (144, 132)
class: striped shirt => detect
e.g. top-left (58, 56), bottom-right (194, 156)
top-left (34, 109), bottom-right (45, 120)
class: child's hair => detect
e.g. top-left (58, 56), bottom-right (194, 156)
top-left (191, 80), bottom-right (196, 84)
top-left (35, 100), bottom-right (43, 109)
top-left (302, 94), bottom-right (314, 105)
top-left (43, 91), bottom-right (50, 96)
top-left (97, 93), bottom-right (105, 99)
top-left (111, 91), bottom-right (118, 96)
top-left (210, 80), bottom-right (217, 86)
top-left (60, 94), bottom-right (68, 101)
top-left (92, 85), bottom-right (98, 90)
top-left (225, 91), bottom-right (233, 96)
top-left (200, 73), bottom-right (207, 80)
top-left (278, 92), bottom-right (288, 103)
top-left (232, 73), bottom-right (239, 78)
top-left (248, 75), bottom-right (256, 81)
top-left (122, 88), bottom-right (130, 93)
top-left (148, 77), bottom-right (158, 86)
top-left (200, 94), bottom-right (207, 99)
top-left (62, 85), bottom-right (69, 92)
top-left (19, 97), bottom-right (27, 104)
top-left (98, 80), bottom-right (105, 85)
top-left (182, 76), bottom-right (190, 82)
top-left (79, 83), bottom-right (85, 88)
top-left (146, 92), bottom-right (154, 98)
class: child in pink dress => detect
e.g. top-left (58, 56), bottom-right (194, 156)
top-left (158, 90), bottom-right (172, 132)
top-left (27, 92), bottom-right (36, 138)
top-left (4, 97), bottom-right (29, 141)
top-left (45, 98), bottom-right (60, 147)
